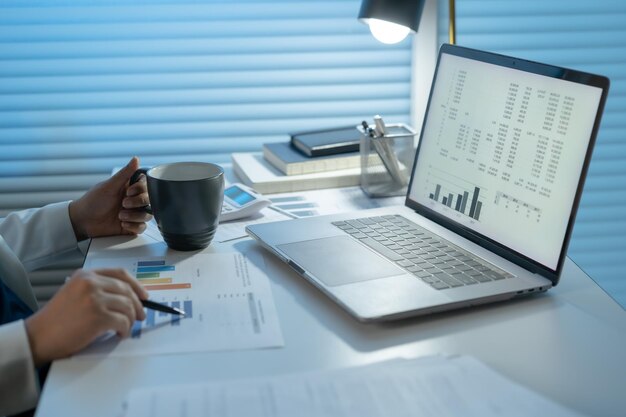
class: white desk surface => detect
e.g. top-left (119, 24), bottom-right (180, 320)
top-left (37, 204), bottom-right (626, 417)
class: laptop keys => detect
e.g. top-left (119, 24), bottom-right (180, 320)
top-left (347, 220), bottom-right (368, 229)
top-left (396, 260), bottom-right (415, 268)
top-left (431, 281), bottom-right (450, 290)
top-left (434, 272), bottom-right (463, 287)
top-left (359, 237), bottom-right (404, 261)
top-left (333, 215), bottom-right (515, 290)
top-left (452, 273), bottom-right (478, 285)
top-left (486, 270), bottom-right (506, 280)
top-left (411, 269), bottom-right (430, 278)
top-left (473, 274), bottom-right (493, 283)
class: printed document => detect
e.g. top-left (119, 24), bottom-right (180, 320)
top-left (123, 355), bottom-right (582, 417)
top-left (80, 251), bottom-right (284, 356)
top-left (267, 186), bottom-right (404, 218)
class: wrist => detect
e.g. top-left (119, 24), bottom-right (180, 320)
top-left (25, 314), bottom-right (48, 367)
top-left (68, 200), bottom-right (88, 241)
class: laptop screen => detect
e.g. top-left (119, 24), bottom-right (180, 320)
top-left (408, 47), bottom-right (604, 271)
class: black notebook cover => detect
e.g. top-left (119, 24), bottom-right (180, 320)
top-left (290, 126), bottom-right (360, 157)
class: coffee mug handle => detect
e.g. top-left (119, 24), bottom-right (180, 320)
top-left (129, 168), bottom-right (153, 215)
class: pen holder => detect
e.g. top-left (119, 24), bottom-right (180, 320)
top-left (358, 123), bottom-right (418, 197)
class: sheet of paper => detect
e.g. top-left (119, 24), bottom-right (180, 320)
top-left (124, 355), bottom-right (582, 417)
top-left (267, 186), bottom-right (404, 218)
top-left (81, 250), bottom-right (284, 356)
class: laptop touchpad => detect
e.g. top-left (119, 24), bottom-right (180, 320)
top-left (277, 236), bottom-right (405, 287)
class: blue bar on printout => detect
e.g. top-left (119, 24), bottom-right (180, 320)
top-left (171, 302), bottom-right (181, 326)
top-left (131, 321), bottom-right (142, 339)
top-left (137, 265), bottom-right (175, 273)
top-left (183, 300), bottom-right (192, 319)
top-left (146, 308), bottom-right (155, 328)
top-left (137, 260), bottom-right (165, 267)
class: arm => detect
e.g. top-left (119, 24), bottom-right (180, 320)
top-left (67, 156), bottom-right (151, 241)
top-left (0, 268), bottom-right (150, 416)
top-left (0, 202), bottom-right (78, 272)
top-left (25, 268), bottom-right (148, 367)
top-left (0, 157), bottom-right (152, 414)
top-left (0, 157), bottom-right (151, 271)
top-left (0, 321), bottom-right (40, 416)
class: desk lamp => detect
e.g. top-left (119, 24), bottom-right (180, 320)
top-left (359, 0), bottom-right (456, 44)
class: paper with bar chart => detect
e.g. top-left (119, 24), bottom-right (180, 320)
top-left (80, 251), bottom-right (284, 356)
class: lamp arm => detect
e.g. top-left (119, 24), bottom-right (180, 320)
top-left (448, 0), bottom-right (456, 44)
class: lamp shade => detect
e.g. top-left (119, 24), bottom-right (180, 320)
top-left (358, 0), bottom-right (426, 34)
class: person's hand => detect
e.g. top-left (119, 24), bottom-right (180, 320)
top-left (25, 269), bottom-right (148, 366)
top-left (68, 156), bottom-right (152, 240)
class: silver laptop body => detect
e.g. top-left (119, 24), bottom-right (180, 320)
top-left (247, 44), bottom-right (609, 322)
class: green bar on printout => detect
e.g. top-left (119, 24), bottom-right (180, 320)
top-left (136, 272), bottom-right (160, 279)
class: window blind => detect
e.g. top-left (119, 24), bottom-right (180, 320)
top-left (0, 0), bottom-right (414, 302)
top-left (440, 0), bottom-right (626, 306)
top-left (0, 0), bottom-right (413, 216)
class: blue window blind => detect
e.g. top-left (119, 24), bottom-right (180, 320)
top-left (0, 0), bottom-right (413, 215)
top-left (440, 0), bottom-right (626, 306)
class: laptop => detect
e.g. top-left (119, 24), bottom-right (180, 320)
top-left (246, 44), bottom-right (609, 322)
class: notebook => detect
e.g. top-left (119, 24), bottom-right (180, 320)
top-left (262, 142), bottom-right (362, 175)
top-left (290, 126), bottom-right (361, 157)
top-left (232, 152), bottom-right (361, 194)
top-left (247, 44), bottom-right (609, 322)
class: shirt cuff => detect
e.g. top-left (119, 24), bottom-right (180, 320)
top-left (17, 201), bottom-right (80, 271)
top-left (0, 320), bottom-right (39, 415)
top-left (43, 201), bottom-right (80, 252)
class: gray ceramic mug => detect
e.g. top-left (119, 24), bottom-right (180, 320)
top-left (130, 162), bottom-right (224, 251)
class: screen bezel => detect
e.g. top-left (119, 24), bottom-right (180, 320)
top-left (405, 44), bottom-right (610, 285)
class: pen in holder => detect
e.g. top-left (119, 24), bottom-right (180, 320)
top-left (358, 119), bottom-right (418, 197)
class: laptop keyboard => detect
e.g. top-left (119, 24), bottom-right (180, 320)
top-left (332, 215), bottom-right (515, 290)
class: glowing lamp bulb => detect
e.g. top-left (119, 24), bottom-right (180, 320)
top-left (367, 18), bottom-right (411, 44)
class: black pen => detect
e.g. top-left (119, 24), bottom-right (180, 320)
top-left (362, 120), bottom-right (376, 138)
top-left (141, 299), bottom-right (186, 316)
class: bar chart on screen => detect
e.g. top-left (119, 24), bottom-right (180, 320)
top-left (425, 167), bottom-right (487, 222)
top-left (81, 250), bottom-right (284, 356)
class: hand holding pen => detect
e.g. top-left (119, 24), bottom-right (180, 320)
top-left (65, 273), bottom-right (185, 316)
top-left (142, 299), bottom-right (185, 316)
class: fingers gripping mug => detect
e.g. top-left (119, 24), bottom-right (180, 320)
top-left (130, 162), bottom-right (225, 251)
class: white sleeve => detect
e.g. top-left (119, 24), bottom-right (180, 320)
top-left (0, 202), bottom-right (79, 271)
top-left (0, 320), bottom-right (39, 416)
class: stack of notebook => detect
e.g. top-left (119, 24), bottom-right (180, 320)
top-left (232, 126), bottom-right (365, 194)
